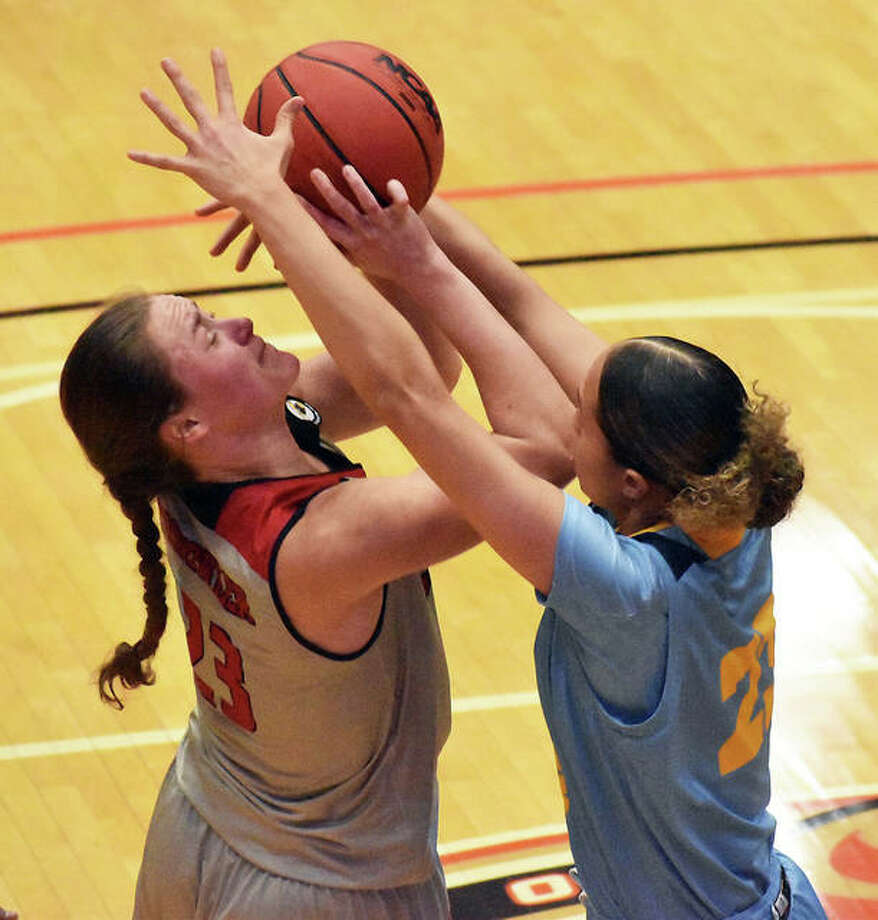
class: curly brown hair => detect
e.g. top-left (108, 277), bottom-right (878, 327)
top-left (668, 389), bottom-right (804, 530)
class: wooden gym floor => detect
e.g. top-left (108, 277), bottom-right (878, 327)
top-left (0, 1), bottom-right (876, 917)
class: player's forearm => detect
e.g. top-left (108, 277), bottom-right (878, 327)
top-left (423, 196), bottom-right (605, 402)
top-left (367, 275), bottom-right (462, 393)
top-left (421, 196), bottom-right (529, 314)
top-left (245, 184), bottom-right (451, 418)
top-left (389, 252), bottom-right (574, 450)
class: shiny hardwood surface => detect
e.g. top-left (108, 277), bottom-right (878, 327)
top-left (1, 1), bottom-right (876, 916)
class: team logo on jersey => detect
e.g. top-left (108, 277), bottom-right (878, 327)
top-left (286, 397), bottom-right (321, 426)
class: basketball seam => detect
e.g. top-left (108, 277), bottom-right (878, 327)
top-left (295, 49), bottom-right (436, 187)
top-left (273, 65), bottom-right (389, 205)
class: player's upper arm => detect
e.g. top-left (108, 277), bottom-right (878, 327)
top-left (294, 351), bottom-right (378, 443)
top-left (273, 469), bottom-right (479, 650)
top-left (296, 344), bottom-right (461, 444)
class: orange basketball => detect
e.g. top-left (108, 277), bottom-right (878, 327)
top-left (243, 41), bottom-right (444, 212)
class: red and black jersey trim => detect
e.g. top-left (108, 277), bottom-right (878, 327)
top-left (170, 396), bottom-right (384, 657)
top-left (179, 396), bottom-right (357, 530)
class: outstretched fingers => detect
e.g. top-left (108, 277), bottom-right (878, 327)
top-left (161, 57), bottom-right (213, 127)
top-left (195, 198), bottom-right (228, 217)
top-left (210, 211), bottom-right (252, 256)
top-left (268, 96), bottom-right (304, 178)
top-left (311, 168), bottom-right (363, 228)
top-left (127, 147), bottom-right (188, 171)
top-left (236, 228), bottom-right (263, 271)
top-left (137, 87), bottom-right (197, 148)
top-left (341, 164), bottom-right (383, 214)
top-left (385, 178), bottom-right (410, 212)
top-left (210, 47), bottom-right (237, 118)
top-left (127, 87), bottom-right (192, 170)
top-left (301, 180), bottom-right (356, 247)
top-left (273, 95), bottom-right (306, 137)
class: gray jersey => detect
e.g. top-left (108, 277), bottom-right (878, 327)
top-left (156, 409), bottom-right (450, 890)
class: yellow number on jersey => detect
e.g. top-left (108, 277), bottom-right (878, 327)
top-left (717, 596), bottom-right (775, 776)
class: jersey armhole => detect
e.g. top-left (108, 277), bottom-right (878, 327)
top-left (267, 495), bottom-right (387, 660)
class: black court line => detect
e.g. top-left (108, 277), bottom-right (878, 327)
top-left (3, 234), bottom-right (877, 320)
top-left (800, 796), bottom-right (878, 829)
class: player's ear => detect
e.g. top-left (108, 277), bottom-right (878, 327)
top-left (620, 468), bottom-right (650, 502)
top-left (158, 411), bottom-right (208, 451)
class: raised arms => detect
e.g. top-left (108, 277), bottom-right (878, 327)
top-left (421, 195), bottom-right (606, 404)
top-left (129, 50), bottom-right (574, 595)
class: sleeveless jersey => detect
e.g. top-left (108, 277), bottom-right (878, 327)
top-left (157, 398), bottom-right (451, 889)
top-left (536, 494), bottom-right (783, 919)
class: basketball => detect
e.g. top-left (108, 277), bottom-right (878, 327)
top-left (243, 41), bottom-right (444, 212)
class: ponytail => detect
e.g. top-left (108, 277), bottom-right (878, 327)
top-left (667, 390), bottom-right (804, 531)
top-left (97, 491), bottom-right (171, 709)
top-left (60, 294), bottom-right (194, 708)
top-left (743, 390), bottom-right (804, 528)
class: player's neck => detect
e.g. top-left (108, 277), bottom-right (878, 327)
top-left (189, 425), bottom-right (329, 483)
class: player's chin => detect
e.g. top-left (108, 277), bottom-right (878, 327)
top-left (279, 350), bottom-right (302, 381)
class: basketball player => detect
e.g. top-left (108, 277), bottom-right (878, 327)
top-left (127, 49), bottom-right (828, 919)
top-left (60, 73), bottom-right (575, 920)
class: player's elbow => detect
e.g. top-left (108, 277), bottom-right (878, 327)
top-left (514, 429), bottom-right (575, 487)
top-left (437, 349), bottom-right (463, 393)
top-left (369, 365), bottom-right (449, 432)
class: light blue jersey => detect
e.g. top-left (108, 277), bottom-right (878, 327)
top-left (536, 494), bottom-right (826, 920)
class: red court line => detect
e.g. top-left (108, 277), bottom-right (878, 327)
top-left (442, 159), bottom-right (878, 200)
top-left (0, 210), bottom-right (229, 245)
top-left (440, 832), bottom-right (570, 867)
top-left (2, 160), bottom-right (877, 246)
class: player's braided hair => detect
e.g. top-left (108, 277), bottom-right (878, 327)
top-left (60, 294), bottom-right (195, 708)
top-left (598, 336), bottom-right (803, 530)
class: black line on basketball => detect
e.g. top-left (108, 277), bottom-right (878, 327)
top-left (274, 65), bottom-right (388, 205)
top-left (256, 85), bottom-right (263, 135)
top-left (295, 49), bottom-right (435, 187)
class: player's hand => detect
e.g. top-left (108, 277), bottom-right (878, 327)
top-left (195, 193), bottom-right (352, 273)
top-left (196, 199), bottom-right (264, 271)
top-left (307, 165), bottom-right (439, 283)
top-left (128, 48), bottom-right (302, 212)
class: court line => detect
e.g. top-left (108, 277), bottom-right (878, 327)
top-left (517, 234), bottom-right (878, 268)
top-left (0, 728), bottom-right (184, 761)
top-left (0, 668), bottom-right (873, 762)
top-left (1, 159), bottom-right (876, 245)
top-left (5, 238), bottom-right (878, 321)
top-left (441, 160), bottom-right (878, 201)
top-left (444, 848), bottom-right (573, 888)
top-left (0, 381), bottom-right (59, 410)
top-left (1, 287), bottom-right (875, 765)
top-left (2, 285), bottom-right (878, 399)
top-left (439, 823), bottom-right (568, 859)
top-left (0, 692), bottom-right (542, 762)
top-left (0, 360), bottom-right (63, 382)
top-left (452, 691), bottom-right (538, 712)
